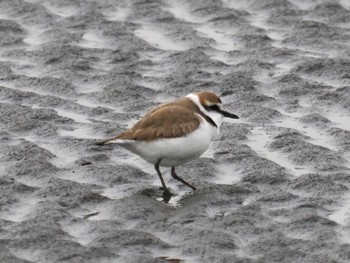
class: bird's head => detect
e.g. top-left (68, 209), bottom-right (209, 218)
top-left (187, 91), bottom-right (239, 127)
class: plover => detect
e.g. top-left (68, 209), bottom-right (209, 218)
top-left (97, 91), bottom-right (238, 196)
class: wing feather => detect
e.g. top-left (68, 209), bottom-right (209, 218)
top-left (115, 106), bottom-right (201, 141)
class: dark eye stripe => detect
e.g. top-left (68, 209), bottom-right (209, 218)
top-left (205, 104), bottom-right (220, 112)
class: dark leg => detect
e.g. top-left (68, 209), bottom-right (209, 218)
top-left (171, 167), bottom-right (196, 191)
top-left (155, 159), bottom-right (170, 194)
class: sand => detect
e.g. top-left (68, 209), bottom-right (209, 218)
top-left (1, 0), bottom-right (350, 262)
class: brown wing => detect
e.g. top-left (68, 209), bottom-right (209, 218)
top-left (115, 106), bottom-right (201, 141)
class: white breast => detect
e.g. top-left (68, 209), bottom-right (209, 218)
top-left (117, 117), bottom-right (219, 167)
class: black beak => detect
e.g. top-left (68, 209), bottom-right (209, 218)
top-left (220, 109), bottom-right (239, 119)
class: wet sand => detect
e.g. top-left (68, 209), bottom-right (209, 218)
top-left (1, 0), bottom-right (350, 262)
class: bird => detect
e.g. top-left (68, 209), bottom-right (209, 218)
top-left (96, 91), bottom-right (239, 197)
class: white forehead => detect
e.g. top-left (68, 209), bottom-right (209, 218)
top-left (186, 93), bottom-right (203, 109)
top-left (186, 93), bottom-right (222, 110)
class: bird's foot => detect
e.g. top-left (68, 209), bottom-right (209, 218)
top-left (160, 188), bottom-right (174, 203)
top-left (162, 191), bottom-right (172, 203)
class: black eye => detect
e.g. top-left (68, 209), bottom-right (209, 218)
top-left (205, 104), bottom-right (220, 112)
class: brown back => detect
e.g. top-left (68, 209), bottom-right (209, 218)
top-left (116, 98), bottom-right (202, 141)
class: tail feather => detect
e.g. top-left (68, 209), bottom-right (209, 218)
top-left (95, 138), bottom-right (114, 145)
top-left (95, 138), bottom-right (134, 145)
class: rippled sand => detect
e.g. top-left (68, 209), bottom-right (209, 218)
top-left (0, 0), bottom-right (350, 262)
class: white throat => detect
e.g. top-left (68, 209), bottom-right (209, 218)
top-left (186, 93), bottom-right (224, 128)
